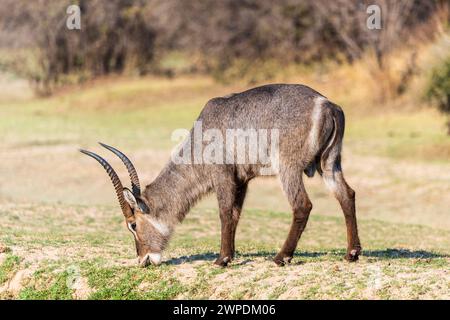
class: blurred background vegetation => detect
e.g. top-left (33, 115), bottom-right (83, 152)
top-left (0, 0), bottom-right (447, 113)
top-left (0, 0), bottom-right (448, 129)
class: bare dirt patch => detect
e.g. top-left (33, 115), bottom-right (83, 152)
top-left (72, 276), bottom-right (93, 300)
top-left (0, 266), bottom-right (37, 296)
top-left (172, 263), bottom-right (199, 285)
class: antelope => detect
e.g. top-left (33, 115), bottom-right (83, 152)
top-left (80, 84), bottom-right (362, 267)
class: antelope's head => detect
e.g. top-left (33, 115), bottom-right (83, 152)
top-left (80, 143), bottom-right (171, 267)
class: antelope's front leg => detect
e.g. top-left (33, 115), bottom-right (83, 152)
top-left (215, 179), bottom-right (240, 267)
top-left (215, 209), bottom-right (234, 266)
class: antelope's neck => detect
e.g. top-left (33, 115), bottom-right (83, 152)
top-left (143, 162), bottom-right (212, 225)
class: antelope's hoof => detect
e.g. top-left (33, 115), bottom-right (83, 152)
top-left (214, 256), bottom-right (231, 267)
top-left (345, 247), bottom-right (361, 262)
top-left (274, 255), bottom-right (292, 266)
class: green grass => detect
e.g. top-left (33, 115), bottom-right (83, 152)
top-left (346, 109), bottom-right (450, 162)
top-left (80, 260), bottom-right (184, 300)
top-left (0, 255), bottom-right (21, 284)
top-left (19, 268), bottom-right (73, 300)
top-left (0, 205), bottom-right (449, 299)
top-left (0, 76), bottom-right (217, 150)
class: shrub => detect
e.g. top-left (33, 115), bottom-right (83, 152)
top-left (425, 56), bottom-right (450, 133)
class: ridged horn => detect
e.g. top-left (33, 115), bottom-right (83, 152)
top-left (99, 142), bottom-right (141, 196)
top-left (79, 149), bottom-right (132, 218)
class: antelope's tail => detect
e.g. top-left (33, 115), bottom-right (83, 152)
top-left (319, 104), bottom-right (345, 174)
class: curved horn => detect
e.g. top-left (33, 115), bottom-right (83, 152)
top-left (79, 149), bottom-right (132, 218)
top-left (99, 142), bottom-right (141, 196)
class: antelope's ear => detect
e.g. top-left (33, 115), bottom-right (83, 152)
top-left (123, 188), bottom-right (149, 213)
top-left (123, 188), bottom-right (138, 211)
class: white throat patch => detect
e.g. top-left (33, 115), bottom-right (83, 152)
top-left (144, 215), bottom-right (171, 237)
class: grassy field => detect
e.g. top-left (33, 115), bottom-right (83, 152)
top-left (0, 72), bottom-right (449, 299)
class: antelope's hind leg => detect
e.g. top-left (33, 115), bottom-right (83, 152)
top-left (322, 157), bottom-right (362, 261)
top-left (274, 166), bottom-right (312, 266)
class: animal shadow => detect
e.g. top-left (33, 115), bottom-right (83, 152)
top-left (362, 248), bottom-right (448, 259)
top-left (165, 248), bottom-right (448, 265)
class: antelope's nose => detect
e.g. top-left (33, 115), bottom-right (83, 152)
top-left (139, 253), bottom-right (162, 267)
top-left (139, 255), bottom-right (151, 267)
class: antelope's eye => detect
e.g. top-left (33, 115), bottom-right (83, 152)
top-left (131, 223), bottom-right (137, 231)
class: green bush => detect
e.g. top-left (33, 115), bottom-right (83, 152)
top-left (425, 56), bottom-right (450, 133)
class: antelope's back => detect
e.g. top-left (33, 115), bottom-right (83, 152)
top-left (187, 84), bottom-right (341, 178)
top-left (197, 84), bottom-right (328, 141)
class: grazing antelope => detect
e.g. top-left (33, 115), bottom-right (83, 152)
top-left (80, 84), bottom-right (361, 267)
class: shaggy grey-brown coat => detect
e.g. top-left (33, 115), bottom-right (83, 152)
top-left (81, 84), bottom-right (362, 267)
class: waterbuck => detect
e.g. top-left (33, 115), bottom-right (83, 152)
top-left (80, 84), bottom-right (362, 267)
